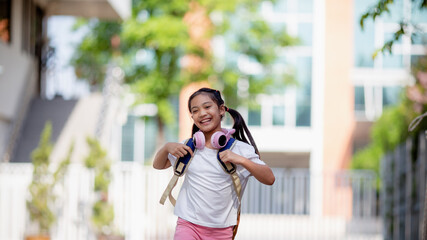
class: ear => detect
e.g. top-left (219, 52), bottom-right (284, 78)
top-left (219, 105), bottom-right (226, 117)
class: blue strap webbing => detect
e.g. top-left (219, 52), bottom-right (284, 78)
top-left (174, 138), bottom-right (237, 175)
top-left (174, 138), bottom-right (196, 176)
top-left (217, 138), bottom-right (237, 174)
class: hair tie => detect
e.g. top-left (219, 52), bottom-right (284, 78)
top-left (225, 106), bottom-right (229, 112)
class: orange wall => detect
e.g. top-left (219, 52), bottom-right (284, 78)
top-left (323, 0), bottom-right (356, 216)
top-left (179, 82), bottom-right (210, 141)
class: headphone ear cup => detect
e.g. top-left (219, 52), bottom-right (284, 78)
top-left (211, 131), bottom-right (227, 149)
top-left (193, 131), bottom-right (205, 149)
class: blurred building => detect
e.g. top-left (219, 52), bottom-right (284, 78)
top-left (0, 0), bottom-right (130, 164)
top-left (1, 0), bottom-right (425, 220)
top-left (169, 0), bottom-right (423, 217)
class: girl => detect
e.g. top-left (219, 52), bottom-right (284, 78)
top-left (153, 87), bottom-right (275, 240)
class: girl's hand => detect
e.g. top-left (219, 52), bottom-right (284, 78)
top-left (219, 150), bottom-right (245, 165)
top-left (166, 142), bottom-right (194, 159)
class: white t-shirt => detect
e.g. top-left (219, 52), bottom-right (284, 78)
top-left (168, 140), bottom-right (265, 228)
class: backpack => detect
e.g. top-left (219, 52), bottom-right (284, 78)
top-left (159, 137), bottom-right (242, 239)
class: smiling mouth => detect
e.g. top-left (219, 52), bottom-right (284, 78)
top-left (200, 119), bottom-right (211, 125)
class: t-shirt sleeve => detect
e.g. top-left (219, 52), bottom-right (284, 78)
top-left (167, 140), bottom-right (187, 167)
top-left (168, 153), bottom-right (177, 167)
top-left (233, 141), bottom-right (266, 179)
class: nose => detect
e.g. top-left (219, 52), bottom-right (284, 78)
top-left (199, 108), bottom-right (208, 117)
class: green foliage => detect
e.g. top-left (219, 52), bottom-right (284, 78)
top-left (71, 0), bottom-right (298, 142)
top-left (360, 0), bottom-right (427, 59)
top-left (352, 57), bottom-right (427, 187)
top-left (351, 102), bottom-right (413, 176)
top-left (71, 20), bottom-right (122, 87)
top-left (27, 122), bottom-right (73, 235)
top-left (84, 137), bottom-right (115, 235)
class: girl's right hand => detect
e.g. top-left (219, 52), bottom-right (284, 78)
top-left (166, 142), bottom-right (194, 159)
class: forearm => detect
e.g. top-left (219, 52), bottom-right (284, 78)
top-left (240, 158), bottom-right (275, 185)
top-left (153, 145), bottom-right (171, 169)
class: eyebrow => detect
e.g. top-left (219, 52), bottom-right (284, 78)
top-left (191, 101), bottom-right (213, 111)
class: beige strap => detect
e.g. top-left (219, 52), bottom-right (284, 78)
top-left (160, 152), bottom-right (195, 206)
top-left (225, 162), bottom-right (235, 172)
top-left (230, 172), bottom-right (242, 202)
top-left (159, 174), bottom-right (179, 206)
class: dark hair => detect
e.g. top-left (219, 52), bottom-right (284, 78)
top-left (188, 87), bottom-right (260, 155)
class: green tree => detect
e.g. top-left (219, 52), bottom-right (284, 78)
top-left (71, 0), bottom-right (297, 144)
top-left (352, 56), bottom-right (427, 186)
top-left (27, 122), bottom-right (73, 236)
top-left (360, 0), bottom-right (427, 58)
top-left (353, 0), bottom-right (427, 179)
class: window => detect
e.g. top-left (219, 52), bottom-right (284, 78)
top-left (354, 85), bottom-right (402, 120)
top-left (248, 106), bottom-right (261, 126)
top-left (22, 1), bottom-right (44, 56)
top-left (296, 56), bottom-right (312, 127)
top-left (272, 105), bottom-right (285, 126)
top-left (381, 0), bottom-right (403, 23)
top-left (354, 0), bottom-right (375, 67)
top-left (412, 33), bottom-right (427, 45)
top-left (383, 86), bottom-right (402, 107)
top-left (383, 54), bottom-right (403, 68)
top-left (354, 86), bottom-right (365, 111)
top-left (411, 0), bottom-right (427, 24)
top-left (298, 23), bottom-right (313, 46)
top-left (298, 0), bottom-right (313, 13)
top-left (121, 116), bottom-right (136, 162)
top-left (273, 0), bottom-right (288, 13)
top-left (0, 0), bottom-right (11, 43)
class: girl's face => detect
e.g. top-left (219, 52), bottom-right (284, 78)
top-left (190, 93), bottom-right (225, 135)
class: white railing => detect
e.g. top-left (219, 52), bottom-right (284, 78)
top-left (0, 162), bottom-right (382, 240)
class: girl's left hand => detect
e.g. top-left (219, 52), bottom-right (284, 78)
top-left (219, 150), bottom-right (245, 165)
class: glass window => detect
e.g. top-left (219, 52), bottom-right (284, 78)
top-left (412, 32), bottom-right (427, 45)
top-left (272, 105), bottom-right (285, 126)
top-left (296, 57), bottom-right (312, 127)
top-left (383, 86), bottom-right (402, 107)
top-left (381, 0), bottom-right (403, 23)
top-left (121, 115), bottom-right (135, 162)
top-left (354, 86), bottom-right (365, 111)
top-left (383, 54), bottom-right (403, 68)
top-left (296, 105), bottom-right (311, 127)
top-left (274, 0), bottom-right (288, 13)
top-left (412, 0), bottom-right (427, 24)
top-left (248, 106), bottom-right (261, 126)
top-left (0, 0), bottom-right (11, 43)
top-left (297, 23), bottom-right (312, 46)
top-left (354, 0), bottom-right (375, 67)
top-left (298, 0), bottom-right (313, 13)
top-left (384, 32), bottom-right (402, 44)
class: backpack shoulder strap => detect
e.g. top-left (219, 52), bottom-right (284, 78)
top-left (173, 138), bottom-right (195, 176)
top-left (159, 139), bottom-right (196, 206)
top-left (216, 138), bottom-right (241, 201)
top-left (216, 138), bottom-right (242, 240)
top-left (217, 138), bottom-right (237, 174)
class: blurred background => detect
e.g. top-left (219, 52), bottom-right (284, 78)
top-left (0, 0), bottom-right (426, 239)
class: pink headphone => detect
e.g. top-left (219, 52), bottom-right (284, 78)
top-left (193, 128), bottom-right (235, 149)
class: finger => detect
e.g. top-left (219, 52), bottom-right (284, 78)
top-left (185, 146), bottom-right (194, 156)
top-left (178, 148), bottom-right (188, 157)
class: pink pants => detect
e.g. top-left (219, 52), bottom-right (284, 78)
top-left (174, 217), bottom-right (234, 240)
